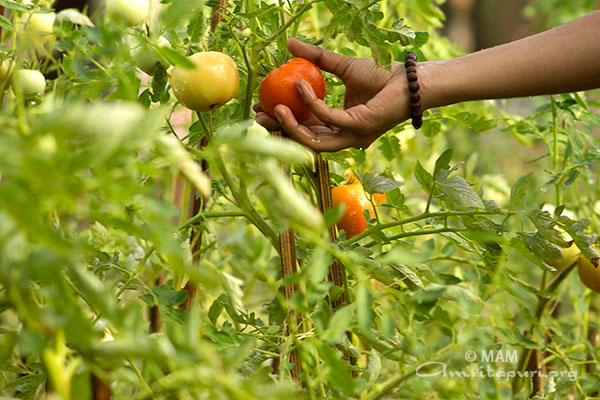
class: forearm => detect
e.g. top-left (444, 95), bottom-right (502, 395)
top-left (419, 10), bottom-right (600, 110)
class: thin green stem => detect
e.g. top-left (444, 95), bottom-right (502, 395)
top-left (512, 260), bottom-right (577, 394)
top-left (340, 210), bottom-right (504, 246)
top-left (262, 2), bottom-right (314, 49)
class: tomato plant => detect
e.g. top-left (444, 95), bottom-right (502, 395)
top-left (258, 57), bottom-right (326, 122)
top-left (0, 0), bottom-right (599, 399)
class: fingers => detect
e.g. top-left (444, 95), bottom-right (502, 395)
top-left (296, 79), bottom-right (364, 131)
top-left (273, 105), bottom-right (355, 153)
top-left (287, 38), bottom-right (353, 79)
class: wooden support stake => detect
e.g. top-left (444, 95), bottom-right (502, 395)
top-left (314, 155), bottom-right (346, 310)
top-left (269, 131), bottom-right (303, 382)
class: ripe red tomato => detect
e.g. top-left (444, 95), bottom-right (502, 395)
top-left (258, 57), bottom-right (326, 123)
top-left (331, 182), bottom-right (385, 239)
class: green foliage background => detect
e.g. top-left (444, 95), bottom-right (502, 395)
top-left (0, 0), bottom-right (599, 399)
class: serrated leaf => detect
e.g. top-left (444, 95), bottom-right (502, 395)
top-left (208, 294), bottom-right (228, 325)
top-left (389, 263), bottom-right (424, 290)
top-left (509, 173), bottom-right (531, 211)
top-left (141, 285), bottom-right (187, 307)
top-left (364, 349), bottom-right (381, 384)
top-left (360, 172), bottom-right (403, 194)
top-left (421, 119), bottom-right (441, 138)
top-left (409, 284), bottom-right (482, 313)
top-left (437, 176), bottom-right (484, 209)
top-left (560, 217), bottom-right (600, 262)
top-left (433, 149), bottom-right (453, 180)
top-left (0, 0), bottom-right (27, 11)
top-left (318, 343), bottom-right (356, 396)
top-left (0, 15), bottom-right (12, 31)
top-left (414, 160), bottom-right (433, 192)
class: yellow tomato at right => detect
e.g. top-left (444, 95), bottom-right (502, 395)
top-left (578, 251), bottom-right (600, 293)
top-left (544, 244), bottom-right (580, 271)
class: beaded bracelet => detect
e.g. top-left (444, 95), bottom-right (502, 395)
top-left (404, 52), bottom-right (422, 129)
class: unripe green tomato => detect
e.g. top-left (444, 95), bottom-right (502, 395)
top-left (106, 0), bottom-right (150, 26)
top-left (170, 52), bottom-right (239, 112)
top-left (12, 69), bottom-right (46, 97)
top-left (133, 36), bottom-right (171, 76)
top-left (578, 248), bottom-right (600, 293)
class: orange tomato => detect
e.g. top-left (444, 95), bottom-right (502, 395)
top-left (331, 182), bottom-right (385, 239)
top-left (577, 251), bottom-right (600, 293)
top-left (258, 57), bottom-right (326, 123)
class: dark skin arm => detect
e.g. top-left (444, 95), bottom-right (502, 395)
top-left (255, 11), bottom-right (600, 153)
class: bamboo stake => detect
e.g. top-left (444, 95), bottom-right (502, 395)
top-left (314, 155), bottom-right (346, 309)
top-left (270, 130), bottom-right (303, 382)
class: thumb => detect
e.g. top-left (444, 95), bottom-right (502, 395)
top-left (287, 38), bottom-right (353, 79)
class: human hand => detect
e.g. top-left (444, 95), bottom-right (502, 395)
top-left (254, 38), bottom-right (413, 153)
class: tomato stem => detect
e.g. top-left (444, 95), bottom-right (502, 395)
top-left (512, 260), bottom-right (577, 394)
top-left (340, 210), bottom-right (505, 246)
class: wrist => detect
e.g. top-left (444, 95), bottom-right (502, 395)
top-left (417, 60), bottom-right (453, 111)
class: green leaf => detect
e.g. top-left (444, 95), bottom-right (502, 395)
top-left (410, 284), bottom-right (482, 313)
top-left (208, 294), bottom-right (229, 325)
top-left (0, 15), bottom-right (12, 32)
top-left (509, 173), bottom-right (531, 211)
top-left (318, 343), bottom-right (356, 396)
top-left (421, 119), bottom-right (441, 138)
top-left (389, 264), bottom-right (424, 290)
top-left (364, 349), bottom-right (381, 385)
top-left (437, 176), bottom-right (485, 209)
top-left (323, 305), bottom-right (355, 344)
top-left (141, 285), bottom-right (188, 308)
top-left (151, 63), bottom-right (168, 99)
top-left (414, 160), bottom-right (433, 192)
top-left (160, 47), bottom-right (195, 69)
top-left (360, 172), bottom-right (403, 194)
top-left (433, 149), bottom-right (453, 180)
top-left (0, 0), bottom-right (28, 11)
top-left (356, 285), bottom-right (375, 332)
top-left (521, 232), bottom-right (564, 271)
top-left (560, 216), bottom-right (600, 263)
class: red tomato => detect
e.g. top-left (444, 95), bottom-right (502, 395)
top-left (331, 182), bottom-right (385, 239)
top-left (258, 57), bottom-right (326, 123)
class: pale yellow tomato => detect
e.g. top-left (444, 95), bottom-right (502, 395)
top-left (106, 0), bottom-right (150, 26)
top-left (170, 52), bottom-right (239, 112)
top-left (20, 9), bottom-right (56, 53)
